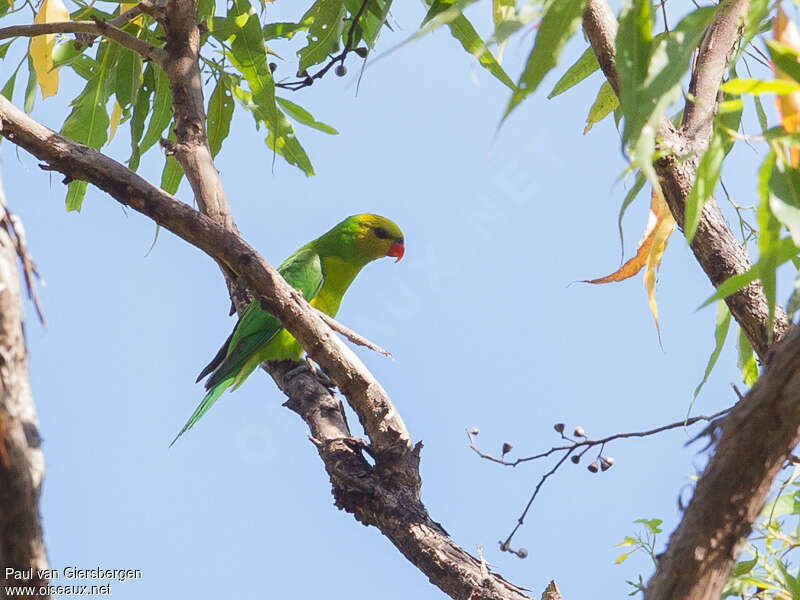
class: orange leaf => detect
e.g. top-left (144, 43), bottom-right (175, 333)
top-left (585, 190), bottom-right (675, 341)
top-left (773, 7), bottom-right (800, 166)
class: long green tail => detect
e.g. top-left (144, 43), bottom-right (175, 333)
top-left (169, 377), bottom-right (234, 447)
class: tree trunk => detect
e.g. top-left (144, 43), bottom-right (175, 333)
top-left (0, 190), bottom-right (50, 600)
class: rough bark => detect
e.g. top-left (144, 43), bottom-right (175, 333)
top-left (581, 1), bottom-right (800, 598)
top-left (582, 0), bottom-right (789, 362)
top-left (0, 194), bottom-right (49, 599)
top-left (647, 324), bottom-right (800, 600)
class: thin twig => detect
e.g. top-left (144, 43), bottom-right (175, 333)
top-left (468, 406), bottom-right (732, 554)
top-left (275, 0), bottom-right (369, 91)
top-left (467, 408), bottom-right (731, 467)
top-left (0, 20), bottom-right (166, 65)
top-left (314, 308), bottom-right (393, 358)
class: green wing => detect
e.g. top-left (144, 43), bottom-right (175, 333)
top-left (200, 248), bottom-right (325, 390)
top-left (201, 247), bottom-right (325, 390)
top-left (172, 248), bottom-right (325, 446)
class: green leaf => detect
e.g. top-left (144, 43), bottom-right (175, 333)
top-left (692, 301), bottom-right (731, 400)
top-left (128, 63), bottom-right (155, 171)
top-left (276, 97), bottom-right (338, 134)
top-left (764, 493), bottom-right (800, 518)
top-left (24, 54), bottom-right (37, 114)
top-left (685, 128), bottom-right (725, 242)
top-left (776, 561), bottom-right (800, 598)
top-left (741, 0), bottom-right (770, 53)
top-left (160, 128), bottom-right (183, 195)
top-left (731, 556), bottom-right (758, 578)
top-left (1, 63), bottom-right (19, 101)
top-left (65, 181), bottom-right (88, 212)
top-left (264, 108), bottom-right (314, 176)
top-left (61, 43), bottom-right (118, 150)
top-left (60, 41), bottom-right (120, 211)
top-left (616, 0), bottom-right (653, 147)
top-left (619, 6), bottom-right (716, 150)
top-left (197, 0), bottom-right (215, 23)
top-left (548, 46), bottom-right (599, 99)
top-left (445, 13), bottom-right (515, 90)
top-left (700, 237), bottom-right (799, 308)
top-left (634, 518), bottom-right (663, 534)
top-left (719, 67), bottom-right (743, 157)
top-left (52, 40), bottom-right (86, 70)
top-left (772, 197), bottom-right (800, 247)
top-left (766, 40), bottom-right (800, 84)
top-left (228, 0), bottom-right (313, 175)
top-left (759, 151), bottom-right (782, 341)
top-left (504, 0), bottom-right (586, 117)
top-left (769, 163), bottom-right (800, 208)
top-left (788, 270), bottom-right (800, 318)
top-left (207, 77), bottom-right (235, 157)
top-left (584, 80), bottom-right (618, 134)
top-left (139, 67), bottom-right (172, 154)
top-left (297, 0), bottom-right (346, 73)
top-left (736, 328), bottom-right (758, 387)
top-left (0, 41), bottom-right (12, 60)
top-left (69, 55), bottom-right (97, 80)
top-left (263, 21), bottom-right (307, 40)
top-left (115, 48), bottom-right (142, 108)
top-left (720, 78), bottom-right (800, 95)
top-left (754, 95), bottom-right (769, 134)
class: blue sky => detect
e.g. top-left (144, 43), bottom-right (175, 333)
top-left (0, 1), bottom-right (780, 598)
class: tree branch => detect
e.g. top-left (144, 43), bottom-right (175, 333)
top-left (0, 21), bottom-right (166, 65)
top-left (645, 322), bottom-right (800, 600)
top-left (161, 0), bottom-right (233, 231)
top-left (314, 307), bottom-right (393, 358)
top-left (581, 1), bottom-right (800, 598)
top-left (0, 95), bottom-right (536, 599)
top-left (0, 175), bottom-right (49, 600)
top-left (581, 0), bottom-right (788, 362)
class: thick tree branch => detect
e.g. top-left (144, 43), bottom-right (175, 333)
top-left (0, 96), bottom-right (537, 599)
top-left (581, 1), bottom-right (800, 598)
top-left (0, 178), bottom-right (49, 599)
top-left (0, 21), bottom-right (166, 65)
top-left (682, 0), bottom-right (748, 143)
top-left (645, 323), bottom-right (800, 600)
top-left (161, 0), bottom-right (233, 231)
top-left (582, 0), bottom-right (788, 362)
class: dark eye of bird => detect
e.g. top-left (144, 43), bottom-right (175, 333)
top-left (374, 227), bottom-right (390, 239)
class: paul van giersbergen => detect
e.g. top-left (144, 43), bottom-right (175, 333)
top-left (5, 567), bottom-right (142, 581)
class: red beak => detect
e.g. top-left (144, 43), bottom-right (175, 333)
top-left (387, 241), bottom-right (404, 262)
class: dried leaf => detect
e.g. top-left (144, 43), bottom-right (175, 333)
top-left (585, 190), bottom-right (675, 341)
top-left (30, 0), bottom-right (69, 99)
top-left (773, 7), bottom-right (800, 166)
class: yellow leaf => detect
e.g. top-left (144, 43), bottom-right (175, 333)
top-left (773, 7), bottom-right (800, 166)
top-left (585, 190), bottom-right (675, 342)
top-left (120, 2), bottom-right (142, 25)
top-left (108, 100), bottom-right (123, 142)
top-left (643, 191), bottom-right (676, 344)
top-left (30, 0), bottom-right (69, 99)
top-left (615, 551), bottom-right (633, 565)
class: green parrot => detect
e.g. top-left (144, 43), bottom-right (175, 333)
top-left (170, 213), bottom-right (405, 446)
